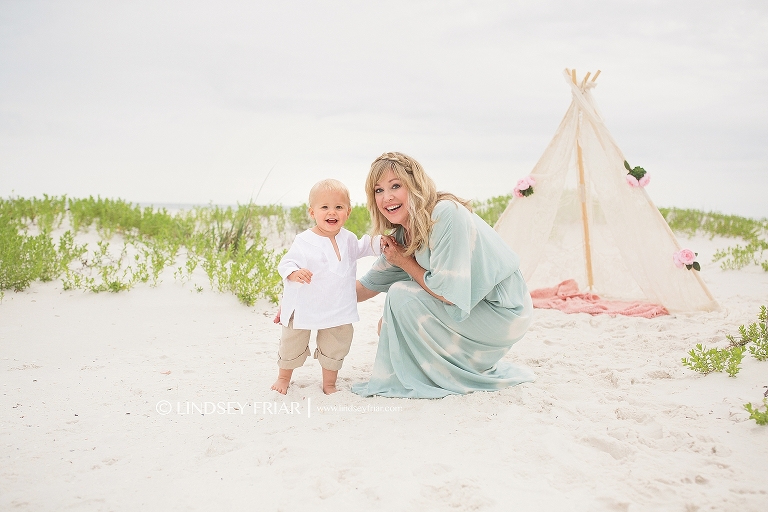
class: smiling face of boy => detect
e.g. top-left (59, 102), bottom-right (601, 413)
top-left (309, 189), bottom-right (350, 238)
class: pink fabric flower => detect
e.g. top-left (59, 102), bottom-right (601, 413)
top-left (638, 174), bottom-right (650, 187)
top-left (513, 175), bottom-right (536, 197)
top-left (626, 175), bottom-right (639, 187)
top-left (673, 249), bottom-right (696, 268)
top-left (678, 249), bottom-right (696, 265)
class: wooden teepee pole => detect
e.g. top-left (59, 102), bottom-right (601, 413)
top-left (577, 138), bottom-right (595, 290)
top-left (572, 69), bottom-right (595, 290)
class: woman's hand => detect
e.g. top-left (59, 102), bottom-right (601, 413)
top-left (381, 236), bottom-right (453, 305)
top-left (381, 236), bottom-right (414, 268)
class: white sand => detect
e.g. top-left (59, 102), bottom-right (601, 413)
top-left (2, 234), bottom-right (767, 511)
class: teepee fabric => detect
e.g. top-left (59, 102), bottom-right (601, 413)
top-left (494, 70), bottom-right (718, 313)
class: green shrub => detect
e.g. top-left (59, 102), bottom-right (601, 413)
top-left (658, 207), bottom-right (765, 239)
top-left (194, 234), bottom-right (284, 306)
top-left (713, 239), bottom-right (768, 271)
top-left (0, 215), bottom-right (60, 291)
top-left (727, 306), bottom-right (768, 361)
top-left (2, 195), bottom-right (287, 305)
top-left (681, 344), bottom-right (744, 377)
top-left (289, 204), bottom-right (311, 233)
top-left (744, 399), bottom-right (768, 426)
top-left (345, 205), bottom-right (371, 237)
top-left (473, 194), bottom-right (512, 227)
top-left (684, 306), bottom-right (768, 378)
top-left (0, 195), bottom-right (68, 233)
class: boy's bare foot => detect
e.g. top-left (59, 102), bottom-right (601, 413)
top-left (271, 368), bottom-right (293, 394)
top-left (271, 377), bottom-right (290, 394)
top-left (322, 368), bottom-right (339, 395)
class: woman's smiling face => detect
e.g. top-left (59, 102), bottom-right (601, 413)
top-left (374, 169), bottom-right (409, 227)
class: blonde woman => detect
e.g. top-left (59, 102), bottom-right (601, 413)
top-left (353, 152), bottom-right (535, 398)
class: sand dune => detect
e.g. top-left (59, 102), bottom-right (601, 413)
top-left (1, 234), bottom-right (767, 511)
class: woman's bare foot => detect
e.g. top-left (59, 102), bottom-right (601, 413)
top-left (271, 368), bottom-right (293, 394)
top-left (322, 368), bottom-right (339, 394)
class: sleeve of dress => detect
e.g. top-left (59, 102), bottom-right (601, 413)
top-left (359, 253), bottom-right (409, 292)
top-left (277, 241), bottom-right (305, 280)
top-left (422, 202), bottom-right (476, 322)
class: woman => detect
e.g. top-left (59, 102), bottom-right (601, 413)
top-left (352, 152), bottom-right (535, 399)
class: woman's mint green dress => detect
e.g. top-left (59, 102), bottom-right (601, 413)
top-left (352, 201), bottom-right (535, 399)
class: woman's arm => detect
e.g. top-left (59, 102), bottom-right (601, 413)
top-left (380, 236), bottom-right (452, 304)
top-left (356, 280), bottom-right (380, 302)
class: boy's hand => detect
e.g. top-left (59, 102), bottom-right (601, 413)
top-left (273, 307), bottom-right (281, 324)
top-left (287, 268), bottom-right (313, 284)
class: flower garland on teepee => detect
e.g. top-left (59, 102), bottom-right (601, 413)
top-left (624, 160), bottom-right (650, 187)
top-left (514, 175), bottom-right (536, 197)
top-left (674, 249), bottom-right (701, 271)
top-left (622, 159), bottom-right (700, 272)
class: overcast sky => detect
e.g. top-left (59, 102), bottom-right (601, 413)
top-left (1, 0), bottom-right (766, 217)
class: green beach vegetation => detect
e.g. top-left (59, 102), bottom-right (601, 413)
top-left (0, 195), bottom-right (376, 305)
top-left (472, 194), bottom-right (514, 227)
top-left (744, 399), bottom-right (768, 425)
top-left (1, 194), bottom-right (766, 305)
top-left (680, 305), bottom-right (768, 425)
top-left (659, 207), bottom-right (768, 271)
top-left (681, 343), bottom-right (745, 377)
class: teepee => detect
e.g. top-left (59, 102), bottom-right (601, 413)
top-left (494, 69), bottom-right (718, 313)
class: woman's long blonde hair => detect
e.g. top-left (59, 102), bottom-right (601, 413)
top-left (365, 152), bottom-right (471, 256)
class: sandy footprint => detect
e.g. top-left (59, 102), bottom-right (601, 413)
top-left (418, 478), bottom-right (494, 511)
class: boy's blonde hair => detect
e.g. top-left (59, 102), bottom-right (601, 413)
top-left (365, 152), bottom-right (471, 256)
top-left (308, 179), bottom-right (351, 207)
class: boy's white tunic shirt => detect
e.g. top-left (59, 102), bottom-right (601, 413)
top-left (278, 229), bottom-right (381, 330)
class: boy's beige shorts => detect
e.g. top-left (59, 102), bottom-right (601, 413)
top-left (277, 317), bottom-right (354, 371)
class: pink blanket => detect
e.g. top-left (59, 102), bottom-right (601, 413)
top-left (530, 279), bottom-right (669, 318)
